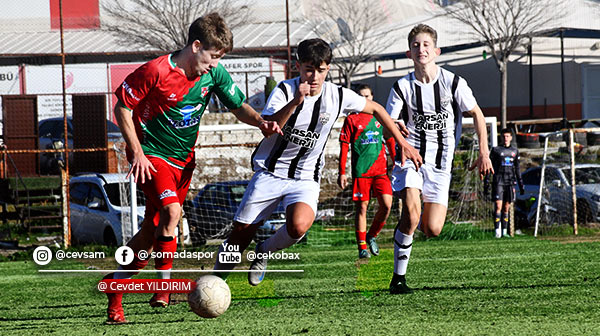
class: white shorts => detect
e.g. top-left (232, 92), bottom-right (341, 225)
top-left (391, 161), bottom-right (451, 206)
top-left (234, 171), bottom-right (320, 225)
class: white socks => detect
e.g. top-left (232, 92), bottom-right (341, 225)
top-left (261, 225), bottom-right (304, 253)
top-left (393, 230), bottom-right (413, 275)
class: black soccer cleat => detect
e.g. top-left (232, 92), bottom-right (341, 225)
top-left (389, 273), bottom-right (414, 294)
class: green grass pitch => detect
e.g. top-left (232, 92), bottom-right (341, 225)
top-left (1, 236), bottom-right (599, 335)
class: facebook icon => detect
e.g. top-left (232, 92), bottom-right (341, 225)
top-left (115, 246), bottom-right (134, 266)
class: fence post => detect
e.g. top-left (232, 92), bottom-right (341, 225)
top-left (569, 129), bottom-right (578, 235)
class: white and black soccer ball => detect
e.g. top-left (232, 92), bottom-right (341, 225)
top-left (188, 275), bottom-right (231, 318)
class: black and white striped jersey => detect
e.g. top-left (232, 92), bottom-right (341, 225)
top-left (385, 67), bottom-right (477, 172)
top-left (252, 78), bottom-right (366, 182)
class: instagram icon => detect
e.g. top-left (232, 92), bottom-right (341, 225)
top-left (33, 246), bottom-right (53, 265)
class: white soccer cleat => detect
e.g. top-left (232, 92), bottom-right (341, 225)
top-left (248, 243), bottom-right (268, 286)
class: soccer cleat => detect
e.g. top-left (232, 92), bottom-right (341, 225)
top-left (103, 273), bottom-right (127, 324)
top-left (149, 292), bottom-right (170, 307)
top-left (248, 243), bottom-right (268, 286)
top-left (389, 273), bottom-right (413, 295)
top-left (358, 249), bottom-right (370, 259)
top-left (366, 235), bottom-right (379, 256)
top-left (502, 234), bottom-right (512, 238)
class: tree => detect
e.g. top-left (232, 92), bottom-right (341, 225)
top-left (101, 0), bottom-right (252, 52)
top-left (446, 0), bottom-right (563, 129)
top-left (309, 0), bottom-right (399, 88)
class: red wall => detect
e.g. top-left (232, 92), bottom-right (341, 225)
top-left (50, 0), bottom-right (100, 30)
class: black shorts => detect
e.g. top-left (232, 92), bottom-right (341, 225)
top-left (492, 184), bottom-right (515, 203)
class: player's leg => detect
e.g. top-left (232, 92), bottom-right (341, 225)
top-left (353, 177), bottom-right (371, 258)
top-left (492, 183), bottom-right (504, 238)
top-left (390, 187), bottom-right (421, 294)
top-left (213, 171), bottom-right (281, 279)
top-left (501, 187), bottom-right (513, 237)
top-left (249, 178), bottom-right (319, 286)
top-left (103, 206), bottom-right (157, 324)
top-left (421, 203), bottom-right (448, 237)
top-left (390, 162), bottom-right (423, 294)
top-left (146, 160), bottom-right (192, 307)
top-left (367, 174), bottom-right (393, 256)
top-left (355, 200), bottom-right (370, 258)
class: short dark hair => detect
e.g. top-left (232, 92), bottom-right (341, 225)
top-left (500, 128), bottom-right (512, 135)
top-left (355, 83), bottom-right (372, 94)
top-left (297, 38), bottom-right (332, 66)
top-left (408, 24), bottom-right (438, 47)
top-left (187, 13), bottom-right (233, 52)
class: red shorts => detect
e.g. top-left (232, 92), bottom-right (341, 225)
top-left (138, 156), bottom-right (193, 226)
top-left (352, 174), bottom-right (392, 202)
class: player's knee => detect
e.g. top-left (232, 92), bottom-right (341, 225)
top-left (286, 223), bottom-right (309, 239)
top-left (161, 203), bottom-right (181, 222)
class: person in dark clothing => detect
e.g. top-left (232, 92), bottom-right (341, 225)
top-left (488, 128), bottom-right (524, 238)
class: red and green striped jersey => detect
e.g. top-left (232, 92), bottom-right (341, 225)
top-left (339, 113), bottom-right (387, 178)
top-left (115, 53), bottom-right (245, 169)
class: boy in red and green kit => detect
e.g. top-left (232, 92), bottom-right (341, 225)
top-left (338, 84), bottom-right (396, 259)
top-left (104, 13), bottom-right (280, 324)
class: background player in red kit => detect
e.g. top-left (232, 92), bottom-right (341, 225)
top-left (338, 84), bottom-right (396, 259)
top-left (104, 13), bottom-right (280, 324)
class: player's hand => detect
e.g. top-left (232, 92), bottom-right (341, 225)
top-left (395, 120), bottom-right (410, 138)
top-left (259, 120), bottom-right (283, 137)
top-left (293, 81), bottom-right (310, 105)
top-left (400, 144), bottom-right (423, 171)
top-left (468, 154), bottom-right (493, 180)
top-left (337, 174), bottom-right (348, 189)
top-left (127, 152), bottom-right (156, 184)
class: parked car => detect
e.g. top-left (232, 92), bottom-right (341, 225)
top-left (183, 180), bottom-right (286, 244)
top-left (70, 173), bottom-right (191, 246)
top-left (39, 117), bottom-right (122, 174)
top-left (517, 164), bottom-right (600, 224)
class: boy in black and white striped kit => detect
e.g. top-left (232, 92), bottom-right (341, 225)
top-left (214, 38), bottom-right (422, 285)
top-left (386, 24), bottom-right (494, 294)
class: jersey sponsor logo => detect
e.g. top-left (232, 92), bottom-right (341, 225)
top-left (167, 104), bottom-right (203, 129)
top-left (282, 125), bottom-right (320, 149)
top-left (167, 93), bottom-right (177, 101)
top-left (229, 84), bottom-right (237, 96)
top-left (319, 111), bottom-right (330, 125)
top-left (158, 189), bottom-right (177, 200)
top-left (360, 131), bottom-right (380, 145)
top-left (122, 81), bottom-right (141, 102)
top-left (502, 156), bottom-right (514, 166)
top-left (413, 112), bottom-right (449, 131)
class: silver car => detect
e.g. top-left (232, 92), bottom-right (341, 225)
top-left (519, 164), bottom-right (600, 223)
top-left (70, 173), bottom-right (191, 246)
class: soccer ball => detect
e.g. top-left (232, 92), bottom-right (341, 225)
top-left (188, 275), bottom-right (231, 318)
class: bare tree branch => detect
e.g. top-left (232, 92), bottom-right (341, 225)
top-left (308, 0), bottom-right (399, 88)
top-left (101, 0), bottom-right (252, 52)
top-left (446, 0), bottom-right (564, 128)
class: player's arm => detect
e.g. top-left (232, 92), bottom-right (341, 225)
top-left (114, 100), bottom-right (155, 184)
top-left (362, 100), bottom-right (422, 169)
top-left (338, 142), bottom-right (350, 189)
top-left (230, 103), bottom-right (282, 137)
top-left (514, 150), bottom-right (525, 194)
top-left (338, 117), bottom-right (352, 190)
top-left (465, 105), bottom-right (494, 179)
top-left (263, 81), bottom-right (310, 127)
